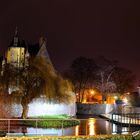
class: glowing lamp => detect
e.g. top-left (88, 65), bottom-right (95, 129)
top-left (90, 90), bottom-right (94, 95)
top-left (114, 96), bottom-right (118, 99)
top-left (123, 98), bottom-right (128, 104)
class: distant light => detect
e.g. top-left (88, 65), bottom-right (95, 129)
top-left (90, 90), bottom-right (94, 95)
top-left (123, 98), bottom-right (128, 104)
top-left (114, 96), bottom-right (118, 99)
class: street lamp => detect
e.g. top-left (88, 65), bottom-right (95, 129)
top-left (90, 90), bottom-right (94, 95)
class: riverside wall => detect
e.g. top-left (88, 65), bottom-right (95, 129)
top-left (76, 103), bottom-right (115, 115)
top-left (0, 95), bottom-right (76, 118)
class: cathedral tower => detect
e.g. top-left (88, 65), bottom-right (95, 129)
top-left (7, 28), bottom-right (26, 68)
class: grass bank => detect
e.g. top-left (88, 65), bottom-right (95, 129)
top-left (23, 114), bottom-right (80, 128)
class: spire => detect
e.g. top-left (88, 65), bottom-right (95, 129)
top-left (15, 26), bottom-right (18, 37)
top-left (13, 27), bottom-right (19, 46)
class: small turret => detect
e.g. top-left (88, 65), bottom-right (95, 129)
top-left (25, 47), bottom-right (30, 67)
top-left (1, 59), bottom-right (5, 76)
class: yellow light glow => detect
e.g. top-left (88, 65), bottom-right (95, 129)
top-left (7, 47), bottom-right (25, 68)
top-left (123, 98), bottom-right (128, 104)
top-left (90, 90), bottom-right (94, 95)
top-left (114, 96), bottom-right (118, 99)
top-left (88, 118), bottom-right (96, 135)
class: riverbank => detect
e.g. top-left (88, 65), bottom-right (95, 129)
top-left (1, 134), bottom-right (140, 140)
top-left (23, 115), bottom-right (80, 128)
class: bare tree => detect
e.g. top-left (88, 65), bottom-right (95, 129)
top-left (64, 56), bottom-right (97, 102)
top-left (112, 67), bottom-right (135, 94)
top-left (95, 56), bottom-right (117, 103)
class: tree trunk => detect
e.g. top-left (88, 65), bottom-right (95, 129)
top-left (21, 103), bottom-right (29, 119)
top-left (21, 96), bottom-right (29, 119)
top-left (102, 93), bottom-right (107, 104)
top-left (81, 89), bottom-right (85, 103)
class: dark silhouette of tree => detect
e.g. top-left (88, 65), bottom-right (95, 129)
top-left (64, 56), bottom-right (98, 102)
top-left (112, 67), bottom-right (135, 94)
top-left (94, 56), bottom-right (117, 103)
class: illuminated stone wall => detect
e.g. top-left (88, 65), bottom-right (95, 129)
top-left (77, 103), bottom-right (115, 115)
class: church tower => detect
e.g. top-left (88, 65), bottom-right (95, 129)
top-left (6, 28), bottom-right (26, 68)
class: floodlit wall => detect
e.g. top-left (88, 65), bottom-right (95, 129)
top-left (0, 96), bottom-right (76, 118)
top-left (28, 97), bottom-right (76, 117)
top-left (7, 47), bottom-right (25, 67)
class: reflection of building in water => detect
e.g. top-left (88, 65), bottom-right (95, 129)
top-left (88, 118), bottom-right (96, 135)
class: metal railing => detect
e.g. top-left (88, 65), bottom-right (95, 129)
top-left (112, 113), bottom-right (140, 125)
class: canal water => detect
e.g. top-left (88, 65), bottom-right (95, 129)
top-left (0, 115), bottom-right (140, 136)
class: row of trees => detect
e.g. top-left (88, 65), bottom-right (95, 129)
top-left (64, 56), bottom-right (135, 103)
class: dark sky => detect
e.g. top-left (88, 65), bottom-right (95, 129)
top-left (0, 0), bottom-right (140, 88)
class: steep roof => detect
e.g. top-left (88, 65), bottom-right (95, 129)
top-left (37, 41), bottom-right (53, 67)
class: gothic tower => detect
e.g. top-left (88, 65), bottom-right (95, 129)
top-left (6, 28), bottom-right (26, 68)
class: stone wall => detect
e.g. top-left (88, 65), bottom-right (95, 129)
top-left (0, 95), bottom-right (22, 118)
top-left (76, 103), bottom-right (115, 115)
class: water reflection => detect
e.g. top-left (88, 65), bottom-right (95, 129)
top-left (0, 117), bottom-right (139, 136)
top-left (75, 125), bottom-right (79, 136)
top-left (88, 118), bottom-right (96, 135)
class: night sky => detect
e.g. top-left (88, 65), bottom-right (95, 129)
top-left (0, 0), bottom-right (140, 89)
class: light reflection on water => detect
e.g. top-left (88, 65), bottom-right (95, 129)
top-left (75, 125), bottom-right (79, 136)
top-left (27, 127), bottom-right (75, 136)
top-left (88, 118), bottom-right (96, 135)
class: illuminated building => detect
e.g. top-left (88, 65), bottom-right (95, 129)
top-left (3, 28), bottom-right (29, 69)
top-left (0, 29), bottom-right (76, 117)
